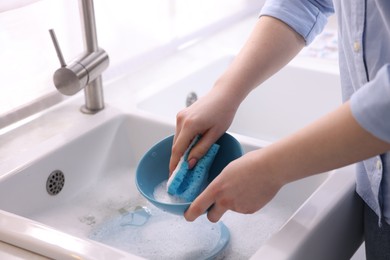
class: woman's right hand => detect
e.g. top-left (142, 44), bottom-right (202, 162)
top-left (168, 16), bottom-right (307, 175)
top-left (169, 89), bottom-right (239, 174)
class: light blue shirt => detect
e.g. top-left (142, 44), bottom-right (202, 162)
top-left (260, 0), bottom-right (390, 225)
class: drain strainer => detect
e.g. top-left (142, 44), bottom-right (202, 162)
top-left (46, 170), bottom-right (65, 195)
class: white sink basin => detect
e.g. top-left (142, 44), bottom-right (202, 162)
top-left (137, 56), bottom-right (342, 143)
top-left (0, 106), bottom-right (359, 259)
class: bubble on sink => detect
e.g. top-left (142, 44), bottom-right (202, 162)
top-left (89, 207), bottom-right (227, 259)
top-left (119, 206), bottom-right (151, 227)
top-left (219, 201), bottom-right (296, 258)
top-left (153, 180), bottom-right (186, 204)
top-left (79, 214), bottom-right (96, 226)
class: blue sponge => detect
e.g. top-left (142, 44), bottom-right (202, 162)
top-left (167, 136), bottom-right (220, 202)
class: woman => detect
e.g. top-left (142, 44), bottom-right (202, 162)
top-left (169, 1), bottom-right (390, 258)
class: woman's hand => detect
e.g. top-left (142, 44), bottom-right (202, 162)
top-left (169, 89), bottom-right (239, 174)
top-left (169, 16), bottom-right (305, 175)
top-left (184, 149), bottom-right (283, 222)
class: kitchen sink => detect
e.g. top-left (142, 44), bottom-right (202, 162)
top-left (0, 107), bottom-right (356, 259)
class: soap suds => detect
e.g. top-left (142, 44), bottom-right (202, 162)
top-left (89, 208), bottom-right (226, 259)
top-left (153, 180), bottom-right (186, 204)
top-left (27, 166), bottom-right (300, 259)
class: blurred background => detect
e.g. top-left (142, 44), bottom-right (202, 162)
top-left (0, 0), bottom-right (264, 126)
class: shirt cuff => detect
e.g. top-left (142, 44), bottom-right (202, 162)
top-left (259, 0), bottom-right (333, 45)
top-left (351, 64), bottom-right (390, 144)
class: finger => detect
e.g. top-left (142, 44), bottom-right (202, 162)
top-left (169, 130), bottom-right (198, 174)
top-left (169, 109), bottom-right (200, 174)
top-left (187, 130), bottom-right (222, 169)
top-left (169, 133), bottom-right (183, 175)
top-left (206, 203), bottom-right (228, 223)
top-left (184, 188), bottom-right (215, 222)
top-left (172, 121), bottom-right (182, 147)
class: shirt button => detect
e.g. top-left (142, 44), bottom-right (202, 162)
top-left (377, 160), bottom-right (383, 172)
top-left (353, 42), bottom-right (360, 52)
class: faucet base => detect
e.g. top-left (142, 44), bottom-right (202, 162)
top-left (80, 76), bottom-right (105, 114)
top-left (80, 104), bottom-right (104, 114)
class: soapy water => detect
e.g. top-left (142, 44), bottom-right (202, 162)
top-left (153, 180), bottom-right (187, 203)
top-left (28, 167), bottom-right (298, 259)
top-left (89, 206), bottom-right (228, 259)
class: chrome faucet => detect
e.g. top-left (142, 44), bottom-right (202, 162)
top-left (186, 91), bottom-right (198, 107)
top-left (49, 0), bottom-right (109, 114)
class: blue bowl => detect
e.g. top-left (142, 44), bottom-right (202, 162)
top-left (136, 133), bottom-right (243, 215)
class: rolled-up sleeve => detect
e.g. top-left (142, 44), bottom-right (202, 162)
top-left (351, 64), bottom-right (390, 144)
top-left (259, 0), bottom-right (334, 44)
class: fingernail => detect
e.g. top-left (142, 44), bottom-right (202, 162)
top-left (188, 158), bottom-right (197, 169)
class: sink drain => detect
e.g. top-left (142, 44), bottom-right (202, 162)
top-left (46, 170), bottom-right (65, 195)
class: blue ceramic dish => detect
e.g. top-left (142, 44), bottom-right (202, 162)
top-left (136, 133), bottom-right (243, 215)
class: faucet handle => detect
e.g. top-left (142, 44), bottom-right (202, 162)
top-left (49, 28), bottom-right (88, 96)
top-left (49, 29), bottom-right (67, 68)
top-left (48, 28), bottom-right (109, 97)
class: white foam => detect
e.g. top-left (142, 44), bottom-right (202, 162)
top-left (89, 208), bottom-right (225, 259)
top-left (220, 201), bottom-right (295, 259)
top-left (27, 167), bottom-right (299, 259)
top-left (167, 156), bottom-right (185, 188)
top-left (153, 180), bottom-right (186, 204)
